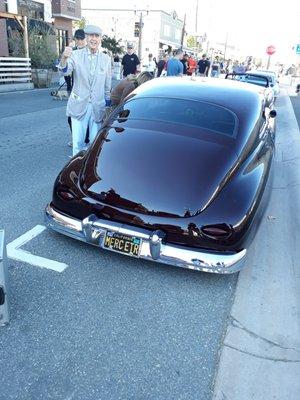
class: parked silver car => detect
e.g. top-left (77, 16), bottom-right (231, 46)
top-left (252, 70), bottom-right (280, 99)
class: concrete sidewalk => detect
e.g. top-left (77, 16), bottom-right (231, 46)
top-left (213, 90), bottom-right (300, 399)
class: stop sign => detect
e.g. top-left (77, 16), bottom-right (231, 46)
top-left (266, 45), bottom-right (276, 55)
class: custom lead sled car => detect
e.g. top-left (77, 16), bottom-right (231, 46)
top-left (45, 77), bottom-right (276, 273)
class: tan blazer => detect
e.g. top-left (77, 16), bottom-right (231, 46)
top-left (60, 48), bottom-right (111, 122)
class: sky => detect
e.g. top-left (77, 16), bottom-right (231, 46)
top-left (83, 0), bottom-right (300, 63)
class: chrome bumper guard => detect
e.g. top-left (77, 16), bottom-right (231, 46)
top-left (45, 204), bottom-right (246, 274)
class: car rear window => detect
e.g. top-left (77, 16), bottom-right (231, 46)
top-left (118, 97), bottom-right (237, 137)
top-left (233, 74), bottom-right (269, 87)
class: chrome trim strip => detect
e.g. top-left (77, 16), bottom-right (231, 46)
top-left (45, 204), bottom-right (246, 274)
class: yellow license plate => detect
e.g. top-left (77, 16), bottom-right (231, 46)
top-left (103, 231), bottom-right (142, 257)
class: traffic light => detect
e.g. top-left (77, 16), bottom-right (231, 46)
top-left (134, 22), bottom-right (140, 37)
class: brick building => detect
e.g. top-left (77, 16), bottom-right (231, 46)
top-left (0, 0), bottom-right (81, 57)
top-left (52, 0), bottom-right (81, 53)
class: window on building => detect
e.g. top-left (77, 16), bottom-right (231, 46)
top-left (17, 0), bottom-right (44, 20)
top-left (163, 25), bottom-right (170, 37)
top-left (4, 0), bottom-right (8, 12)
top-left (175, 29), bottom-right (181, 40)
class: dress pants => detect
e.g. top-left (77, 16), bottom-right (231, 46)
top-left (71, 103), bottom-right (101, 156)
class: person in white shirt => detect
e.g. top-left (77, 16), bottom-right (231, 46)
top-left (143, 53), bottom-right (156, 77)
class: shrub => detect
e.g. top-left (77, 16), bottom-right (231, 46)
top-left (28, 26), bottom-right (57, 69)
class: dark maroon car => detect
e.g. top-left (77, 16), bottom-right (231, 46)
top-left (45, 77), bottom-right (276, 273)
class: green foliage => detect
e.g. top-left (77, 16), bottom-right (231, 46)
top-left (187, 36), bottom-right (197, 48)
top-left (73, 17), bottom-right (86, 30)
top-left (101, 35), bottom-right (124, 55)
top-left (28, 26), bottom-right (57, 69)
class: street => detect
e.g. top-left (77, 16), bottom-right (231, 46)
top-left (0, 90), bottom-right (238, 399)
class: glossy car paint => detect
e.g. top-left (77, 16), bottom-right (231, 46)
top-left (50, 78), bottom-right (275, 257)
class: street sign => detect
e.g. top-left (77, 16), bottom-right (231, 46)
top-left (296, 44), bottom-right (300, 55)
top-left (266, 45), bottom-right (276, 56)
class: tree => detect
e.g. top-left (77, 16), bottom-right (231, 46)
top-left (187, 36), bottom-right (197, 49)
top-left (101, 35), bottom-right (124, 55)
top-left (73, 17), bottom-right (86, 30)
top-left (28, 26), bottom-right (57, 69)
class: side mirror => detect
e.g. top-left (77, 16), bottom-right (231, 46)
top-left (269, 110), bottom-right (277, 118)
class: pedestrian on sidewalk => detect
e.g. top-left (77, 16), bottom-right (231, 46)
top-left (64, 29), bottom-right (87, 95)
top-left (210, 56), bottom-right (221, 78)
top-left (197, 54), bottom-right (209, 76)
top-left (180, 53), bottom-right (189, 75)
top-left (236, 62), bottom-right (246, 74)
top-left (167, 50), bottom-right (184, 76)
top-left (187, 54), bottom-right (197, 76)
top-left (65, 29), bottom-right (87, 147)
top-left (112, 54), bottom-right (121, 80)
top-left (121, 44), bottom-right (140, 77)
top-left (143, 53), bottom-right (156, 77)
top-left (156, 54), bottom-right (169, 77)
top-left (58, 25), bottom-right (111, 156)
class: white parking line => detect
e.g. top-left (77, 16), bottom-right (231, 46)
top-left (6, 225), bottom-right (68, 273)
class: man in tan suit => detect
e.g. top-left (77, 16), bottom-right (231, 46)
top-left (59, 25), bottom-right (111, 156)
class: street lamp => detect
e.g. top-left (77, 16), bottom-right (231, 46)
top-left (112, 17), bottom-right (118, 39)
top-left (195, 0), bottom-right (199, 34)
top-left (223, 32), bottom-right (229, 61)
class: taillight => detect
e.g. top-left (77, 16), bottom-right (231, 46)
top-left (201, 224), bottom-right (232, 239)
top-left (57, 188), bottom-right (76, 201)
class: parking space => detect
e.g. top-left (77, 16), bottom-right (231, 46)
top-left (0, 89), bottom-right (238, 400)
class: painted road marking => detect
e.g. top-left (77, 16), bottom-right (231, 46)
top-left (6, 225), bottom-right (68, 273)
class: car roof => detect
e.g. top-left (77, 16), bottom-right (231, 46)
top-left (255, 69), bottom-right (276, 75)
top-left (132, 77), bottom-right (265, 120)
top-left (251, 70), bottom-right (276, 79)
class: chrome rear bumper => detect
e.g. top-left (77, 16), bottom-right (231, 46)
top-left (45, 204), bottom-right (246, 274)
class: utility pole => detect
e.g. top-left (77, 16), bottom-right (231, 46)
top-left (180, 13), bottom-right (186, 50)
top-left (134, 9), bottom-right (149, 61)
top-left (112, 17), bottom-right (118, 39)
top-left (22, 15), bottom-right (29, 58)
top-left (195, 0), bottom-right (199, 34)
top-left (223, 32), bottom-right (228, 61)
top-left (138, 11), bottom-right (143, 60)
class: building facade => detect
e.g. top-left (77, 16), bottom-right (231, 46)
top-left (0, 0), bottom-right (81, 57)
top-left (52, 0), bottom-right (81, 53)
top-left (81, 6), bottom-right (184, 62)
top-left (0, 0), bottom-right (10, 56)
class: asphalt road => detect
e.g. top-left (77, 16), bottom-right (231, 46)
top-left (0, 89), bottom-right (238, 400)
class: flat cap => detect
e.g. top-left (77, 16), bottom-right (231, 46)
top-left (84, 25), bottom-right (102, 36)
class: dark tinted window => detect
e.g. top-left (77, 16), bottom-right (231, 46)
top-left (118, 97), bottom-right (237, 137)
